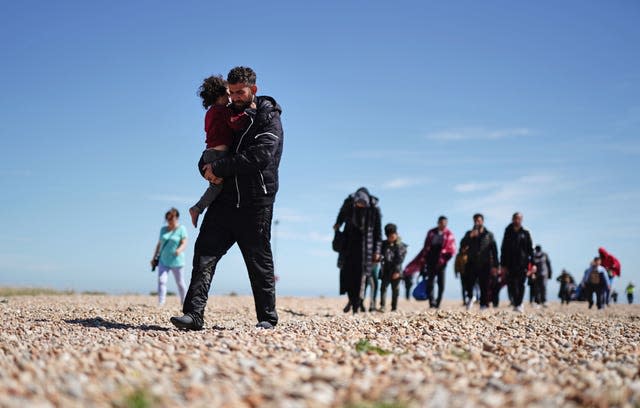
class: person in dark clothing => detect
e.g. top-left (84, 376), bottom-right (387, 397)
top-left (557, 269), bottom-right (575, 304)
top-left (528, 273), bottom-right (536, 305)
top-left (334, 187), bottom-right (382, 313)
top-left (627, 282), bottom-right (635, 304)
top-left (402, 274), bottom-right (413, 300)
top-left (404, 216), bottom-right (456, 309)
top-left (580, 257), bottom-right (611, 310)
top-left (379, 223), bottom-right (408, 312)
top-left (500, 212), bottom-right (534, 312)
top-left (459, 214), bottom-right (499, 310)
top-left (532, 245), bottom-right (552, 307)
top-left (171, 66), bottom-right (284, 331)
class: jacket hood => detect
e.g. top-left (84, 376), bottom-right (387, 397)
top-left (351, 187), bottom-right (379, 207)
top-left (255, 95), bottom-right (282, 121)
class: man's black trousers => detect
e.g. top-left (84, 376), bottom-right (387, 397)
top-left (426, 263), bottom-right (446, 308)
top-left (534, 277), bottom-right (547, 304)
top-left (584, 283), bottom-right (604, 309)
top-left (506, 266), bottom-right (527, 307)
top-left (464, 264), bottom-right (491, 307)
top-left (380, 277), bottom-right (400, 310)
top-left (183, 201), bottom-right (278, 328)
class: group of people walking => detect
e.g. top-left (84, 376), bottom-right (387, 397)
top-left (332, 188), bottom-right (628, 313)
top-left (332, 190), bottom-right (537, 313)
top-left (557, 248), bottom-right (632, 309)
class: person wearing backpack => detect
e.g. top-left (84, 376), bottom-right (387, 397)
top-left (580, 257), bottom-right (611, 309)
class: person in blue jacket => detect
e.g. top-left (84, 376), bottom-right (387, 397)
top-left (580, 257), bottom-right (611, 310)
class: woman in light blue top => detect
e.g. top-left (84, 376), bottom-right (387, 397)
top-left (150, 208), bottom-right (188, 306)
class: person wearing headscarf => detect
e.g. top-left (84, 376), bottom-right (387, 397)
top-left (333, 187), bottom-right (382, 313)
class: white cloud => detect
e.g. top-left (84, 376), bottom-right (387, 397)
top-left (453, 173), bottom-right (563, 221)
top-left (426, 127), bottom-right (531, 141)
top-left (381, 177), bottom-right (428, 190)
top-left (454, 182), bottom-right (500, 193)
top-left (274, 208), bottom-right (311, 223)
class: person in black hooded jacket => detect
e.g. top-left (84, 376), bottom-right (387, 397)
top-left (171, 66), bottom-right (283, 331)
top-left (460, 213), bottom-right (498, 309)
top-left (500, 212), bottom-right (534, 312)
top-left (334, 187), bottom-right (382, 314)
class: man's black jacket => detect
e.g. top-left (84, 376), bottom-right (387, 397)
top-left (461, 228), bottom-right (498, 269)
top-left (205, 96), bottom-right (283, 208)
top-left (500, 223), bottom-right (533, 270)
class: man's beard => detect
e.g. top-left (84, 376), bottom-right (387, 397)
top-left (233, 93), bottom-right (254, 111)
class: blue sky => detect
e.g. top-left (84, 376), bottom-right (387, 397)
top-left (1, 1), bottom-right (638, 301)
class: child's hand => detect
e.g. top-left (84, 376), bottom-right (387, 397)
top-left (201, 163), bottom-right (213, 178)
top-left (189, 207), bottom-right (200, 228)
top-left (202, 164), bottom-right (223, 185)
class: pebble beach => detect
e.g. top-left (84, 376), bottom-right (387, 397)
top-left (0, 294), bottom-right (639, 407)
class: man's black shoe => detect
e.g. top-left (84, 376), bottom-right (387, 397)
top-left (170, 315), bottom-right (202, 331)
top-left (255, 321), bottom-right (275, 329)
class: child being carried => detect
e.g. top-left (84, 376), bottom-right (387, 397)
top-left (189, 75), bottom-right (234, 228)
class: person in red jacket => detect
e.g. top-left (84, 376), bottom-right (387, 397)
top-left (598, 247), bottom-right (621, 277)
top-left (404, 216), bottom-right (456, 308)
top-left (598, 247), bottom-right (621, 305)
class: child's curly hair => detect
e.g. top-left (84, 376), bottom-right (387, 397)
top-left (198, 75), bottom-right (227, 109)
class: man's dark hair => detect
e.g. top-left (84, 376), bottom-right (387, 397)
top-left (594, 256), bottom-right (601, 261)
top-left (438, 215), bottom-right (447, 223)
top-left (227, 66), bottom-right (256, 85)
top-left (512, 212), bottom-right (522, 219)
top-left (473, 213), bottom-right (484, 221)
top-left (384, 223), bottom-right (397, 236)
top-left (198, 75), bottom-right (227, 109)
